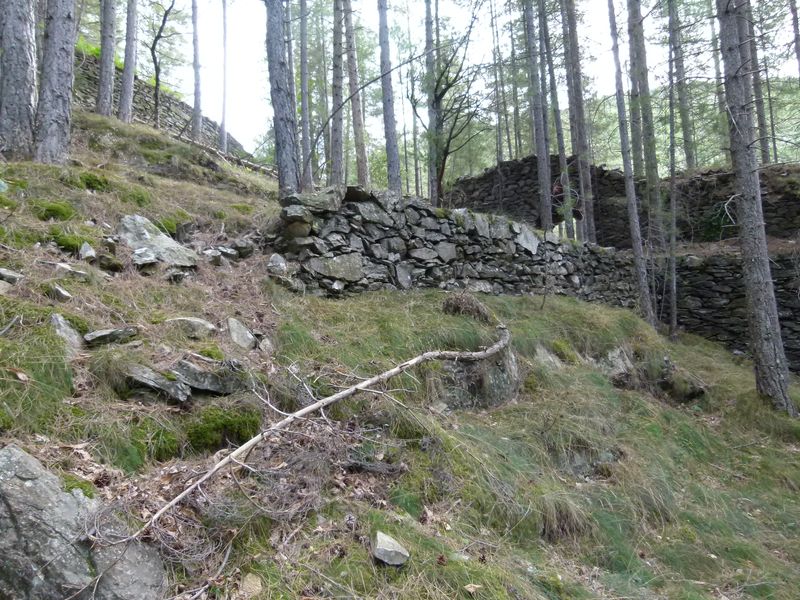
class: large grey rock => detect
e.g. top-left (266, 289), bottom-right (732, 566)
top-left (372, 531), bottom-right (410, 566)
top-left (280, 205), bottom-right (314, 224)
top-left (0, 445), bottom-right (166, 600)
top-left (51, 314), bottom-right (84, 359)
top-left (172, 359), bottom-right (245, 395)
top-left (124, 364), bottom-right (192, 404)
top-left (45, 283), bottom-right (73, 302)
top-left (165, 317), bottom-right (217, 339)
top-left (228, 317), bottom-right (257, 349)
top-left (79, 242), bottom-right (97, 262)
top-left (515, 225), bottom-right (540, 255)
top-left (55, 262), bottom-right (90, 281)
top-left (305, 254), bottom-right (363, 282)
top-left (350, 201), bottom-right (395, 227)
top-left (267, 253), bottom-right (288, 275)
top-left (441, 348), bottom-right (520, 409)
top-left (0, 280), bottom-right (12, 296)
top-left (116, 215), bottom-right (198, 268)
top-left (84, 327), bottom-right (139, 347)
top-left (435, 242), bottom-right (458, 263)
top-left (0, 267), bottom-right (24, 284)
top-left (131, 247), bottom-right (159, 268)
top-left (280, 186), bottom-right (345, 213)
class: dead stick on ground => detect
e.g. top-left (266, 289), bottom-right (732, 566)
top-left (123, 325), bottom-right (511, 543)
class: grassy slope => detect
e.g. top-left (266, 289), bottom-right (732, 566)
top-left (1, 115), bottom-right (799, 599)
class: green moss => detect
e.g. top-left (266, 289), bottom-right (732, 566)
top-left (79, 171), bottom-right (111, 192)
top-left (132, 418), bottom-right (181, 462)
top-left (231, 203), bottom-right (254, 215)
top-left (119, 185), bottom-right (151, 207)
top-left (212, 209), bottom-right (227, 219)
top-left (0, 195), bottom-right (19, 210)
top-left (198, 345), bottom-right (225, 361)
top-left (49, 225), bottom-right (96, 254)
top-left (551, 337), bottom-right (579, 364)
top-left (154, 217), bottom-right (178, 236)
top-left (31, 200), bottom-right (76, 221)
top-left (434, 206), bottom-right (451, 219)
top-left (0, 409), bottom-right (13, 432)
top-left (62, 473), bottom-right (96, 499)
top-left (186, 405), bottom-right (261, 453)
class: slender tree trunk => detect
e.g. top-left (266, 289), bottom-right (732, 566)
top-left (708, 0), bottom-right (729, 164)
top-left (0, 0), bottom-right (37, 158)
top-left (667, 23), bottom-right (678, 337)
top-left (265, 0), bottom-right (300, 195)
top-left (628, 65), bottom-right (644, 178)
top-left (343, 0), bottom-right (369, 187)
top-left (299, 0), bottom-right (313, 189)
top-left (398, 58), bottom-right (411, 194)
top-left (524, 0), bottom-right (552, 230)
top-left (509, 20), bottom-right (522, 158)
top-left (628, 0), bottom-right (662, 246)
top-left (425, 0), bottom-right (438, 204)
top-left (490, 0), bottom-right (504, 167)
top-left (315, 8), bottom-right (330, 180)
top-left (540, 0), bottom-right (572, 238)
top-left (191, 0), bottom-right (202, 141)
top-left (285, 0), bottom-right (301, 179)
top-left (717, 0), bottom-right (797, 416)
top-left (409, 52), bottom-right (421, 197)
top-left (149, 0), bottom-right (175, 128)
top-left (667, 0), bottom-right (696, 170)
top-left (791, 0), bottom-right (800, 83)
top-left (220, 0), bottom-right (228, 153)
top-left (561, 0), bottom-right (595, 242)
top-left (330, 0), bottom-right (345, 186)
top-left (746, 7), bottom-right (770, 165)
top-left (96, 0), bottom-right (116, 117)
top-left (118, 0), bottom-right (138, 123)
top-left (35, 0), bottom-right (75, 164)
top-left (378, 0), bottom-right (401, 193)
top-left (607, 0), bottom-right (655, 327)
top-left (491, 0), bottom-right (512, 159)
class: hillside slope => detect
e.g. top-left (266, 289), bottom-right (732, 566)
top-left (1, 115), bottom-right (799, 600)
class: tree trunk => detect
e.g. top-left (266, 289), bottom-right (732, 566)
top-left (315, 8), bottom-right (330, 180)
top-left (342, 0), bottom-right (369, 187)
top-left (284, 0), bottom-right (301, 178)
top-left (0, 0), bottom-right (37, 158)
top-left (35, 0), bottom-right (75, 164)
top-left (716, 0), bottom-right (797, 417)
top-left (118, 0), bottom-right (137, 123)
top-left (628, 0), bottom-right (662, 246)
top-left (607, 0), bottom-right (655, 327)
top-left (509, 21), bottom-right (522, 158)
top-left (491, 0), bottom-right (511, 159)
top-left (425, 0), bottom-right (438, 204)
top-left (539, 0), bottom-right (571, 238)
top-left (149, 0), bottom-right (176, 129)
top-left (96, 0), bottom-right (116, 117)
top-left (708, 0), bottom-right (729, 165)
top-left (330, 0), bottom-right (344, 185)
top-left (746, 7), bottom-right (770, 165)
top-left (378, 0), bottom-right (401, 193)
top-left (191, 0), bottom-right (202, 141)
top-left (35, 0), bottom-right (46, 76)
top-left (220, 0), bottom-right (228, 153)
top-left (667, 0), bottom-right (696, 170)
top-left (791, 0), bottom-right (800, 83)
top-left (560, 0), bottom-right (595, 242)
top-left (265, 0), bottom-right (300, 195)
top-left (299, 0), bottom-right (313, 189)
top-left (523, 0), bottom-right (551, 231)
top-left (666, 19), bottom-right (678, 337)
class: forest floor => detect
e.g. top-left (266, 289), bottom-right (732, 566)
top-left (1, 113), bottom-right (799, 600)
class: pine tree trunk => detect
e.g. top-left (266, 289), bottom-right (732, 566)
top-left (425, 0), bottom-right (438, 204)
top-left (628, 0), bottom-right (662, 246)
top-left (509, 21), bottom-right (522, 158)
top-left (667, 0), bottom-right (696, 170)
top-left (398, 59), bottom-right (411, 194)
top-left (191, 0), bottom-right (202, 141)
top-left (491, 0), bottom-right (512, 159)
top-left (284, 0), bottom-right (301, 179)
top-left (716, 0), bottom-right (797, 417)
top-left (607, 0), bottom-right (655, 327)
top-left (409, 52), bottom-right (421, 197)
top-left (561, 0), bottom-right (595, 242)
top-left (342, 0), bottom-right (369, 187)
top-left (330, 0), bottom-right (345, 186)
top-left (96, 0), bottom-right (116, 117)
top-left (299, 0), bottom-right (313, 189)
top-left (378, 0), bottom-right (401, 193)
top-left (539, 0), bottom-right (571, 238)
top-left (708, 0), bottom-right (729, 164)
top-left (265, 0), bottom-right (300, 195)
top-left (746, 8), bottom-right (770, 165)
top-left (315, 8), bottom-right (330, 180)
top-left (523, 0), bottom-right (552, 230)
top-left (0, 0), bottom-right (37, 158)
top-left (791, 0), bottom-right (800, 83)
top-left (628, 68), bottom-right (644, 178)
top-left (667, 19), bottom-right (679, 337)
top-left (118, 0), bottom-right (138, 123)
top-left (220, 0), bottom-right (228, 153)
top-left (35, 0), bottom-right (75, 164)
top-left (35, 0), bottom-right (46, 76)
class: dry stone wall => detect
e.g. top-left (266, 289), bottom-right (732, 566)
top-left (272, 187), bottom-right (800, 372)
top-left (73, 54), bottom-right (246, 155)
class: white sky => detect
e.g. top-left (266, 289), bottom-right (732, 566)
top-left (171, 0), bottom-right (793, 154)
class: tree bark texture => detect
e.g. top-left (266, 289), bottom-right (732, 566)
top-left (35, 0), bottom-right (75, 164)
top-left (265, 0), bottom-right (300, 195)
top-left (330, 0), bottom-right (345, 186)
top-left (378, 0), bottom-right (401, 193)
top-left (118, 0), bottom-right (138, 123)
top-left (425, 0), bottom-right (438, 204)
top-left (343, 0), bottom-right (369, 187)
top-left (0, 0), bottom-right (38, 158)
top-left (716, 0), bottom-right (797, 416)
top-left (299, 0), bottom-right (313, 189)
top-left (191, 0), bottom-right (202, 141)
top-left (667, 0), bottom-right (696, 170)
top-left (607, 0), bottom-right (655, 327)
top-left (745, 7), bottom-right (770, 165)
top-left (96, 0), bottom-right (116, 117)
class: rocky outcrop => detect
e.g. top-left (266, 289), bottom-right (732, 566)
top-left (0, 445), bottom-right (166, 599)
top-left (116, 215), bottom-right (199, 269)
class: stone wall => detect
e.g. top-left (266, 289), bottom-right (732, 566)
top-left (272, 187), bottom-right (800, 371)
top-left (73, 54), bottom-right (246, 155)
top-left (448, 155), bottom-right (800, 249)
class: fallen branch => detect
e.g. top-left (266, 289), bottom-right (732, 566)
top-left (125, 325), bottom-right (511, 542)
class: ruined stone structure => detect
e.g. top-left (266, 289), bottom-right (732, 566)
top-left (73, 54), bottom-right (246, 155)
top-left (448, 156), bottom-right (800, 248)
top-left (272, 187), bottom-right (800, 371)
